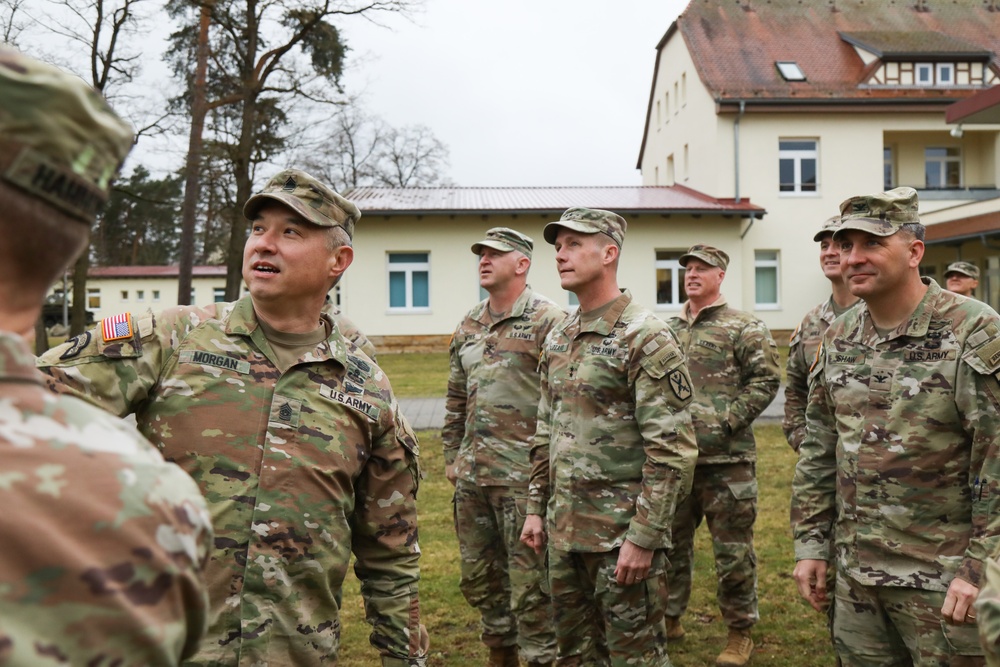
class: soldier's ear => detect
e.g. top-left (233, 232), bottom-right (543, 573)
top-left (329, 245), bottom-right (354, 281)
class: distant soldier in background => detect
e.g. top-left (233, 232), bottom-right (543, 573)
top-left (38, 168), bottom-right (428, 666)
top-left (444, 227), bottom-right (564, 667)
top-left (783, 216), bottom-right (860, 452)
top-left (792, 187), bottom-right (1000, 666)
top-left (0, 49), bottom-right (213, 664)
top-left (521, 208), bottom-right (698, 666)
top-left (664, 244), bottom-right (780, 667)
top-left (945, 260), bottom-right (981, 299)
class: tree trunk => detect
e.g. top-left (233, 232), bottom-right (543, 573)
top-left (178, 2), bottom-right (212, 306)
top-left (34, 316), bottom-right (48, 356)
top-left (70, 252), bottom-right (89, 336)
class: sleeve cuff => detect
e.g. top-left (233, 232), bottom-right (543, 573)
top-left (626, 520), bottom-right (666, 551)
top-left (957, 557), bottom-right (984, 588)
top-left (794, 540), bottom-right (832, 562)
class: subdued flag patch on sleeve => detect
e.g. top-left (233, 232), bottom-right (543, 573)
top-left (101, 312), bottom-right (134, 342)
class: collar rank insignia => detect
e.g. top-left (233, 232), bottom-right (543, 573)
top-left (101, 312), bottom-right (134, 343)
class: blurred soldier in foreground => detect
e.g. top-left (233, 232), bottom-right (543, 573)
top-left (791, 187), bottom-right (1000, 665)
top-left (783, 216), bottom-right (860, 453)
top-left (976, 557), bottom-right (1000, 664)
top-left (444, 227), bottom-right (563, 667)
top-left (664, 244), bottom-right (780, 667)
top-left (520, 208), bottom-right (697, 666)
top-left (0, 49), bottom-right (212, 664)
top-left (39, 168), bottom-right (428, 666)
top-left (946, 261), bottom-right (981, 299)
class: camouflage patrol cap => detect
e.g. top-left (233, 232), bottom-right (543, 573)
top-left (471, 227), bottom-right (533, 260)
top-left (679, 244), bottom-right (730, 271)
top-left (945, 261), bottom-right (980, 280)
top-left (813, 215), bottom-right (841, 242)
top-left (836, 186), bottom-right (921, 237)
top-left (543, 207), bottom-right (627, 247)
top-left (0, 48), bottom-right (134, 224)
top-left (243, 169), bottom-right (361, 238)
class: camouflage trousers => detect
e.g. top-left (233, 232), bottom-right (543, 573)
top-left (665, 462), bottom-right (758, 629)
top-left (548, 547), bottom-right (672, 667)
top-left (453, 481), bottom-right (556, 662)
top-left (833, 570), bottom-right (984, 666)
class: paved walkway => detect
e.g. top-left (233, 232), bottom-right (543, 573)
top-left (399, 383), bottom-right (788, 430)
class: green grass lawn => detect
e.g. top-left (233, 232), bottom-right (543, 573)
top-left (337, 424), bottom-right (834, 666)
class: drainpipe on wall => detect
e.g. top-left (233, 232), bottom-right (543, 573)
top-left (734, 100), bottom-right (745, 203)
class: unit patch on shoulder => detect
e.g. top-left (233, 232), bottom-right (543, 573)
top-left (59, 331), bottom-right (91, 360)
top-left (101, 312), bottom-right (134, 343)
top-left (667, 369), bottom-right (692, 401)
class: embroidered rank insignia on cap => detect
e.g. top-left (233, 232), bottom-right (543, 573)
top-left (667, 369), bottom-right (692, 401)
top-left (101, 312), bottom-right (134, 342)
top-left (283, 176), bottom-right (296, 191)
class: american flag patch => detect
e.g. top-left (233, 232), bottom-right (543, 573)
top-left (101, 313), bottom-right (134, 342)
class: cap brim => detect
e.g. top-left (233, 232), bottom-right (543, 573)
top-left (833, 218), bottom-right (899, 238)
top-left (243, 192), bottom-right (332, 227)
top-left (471, 240), bottom-right (515, 255)
top-left (679, 252), bottom-right (723, 269)
top-left (543, 220), bottom-right (600, 245)
top-left (813, 229), bottom-right (835, 242)
top-left (945, 270), bottom-right (976, 279)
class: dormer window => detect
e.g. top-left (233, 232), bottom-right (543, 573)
top-left (776, 61), bottom-right (805, 81)
top-left (936, 63), bottom-right (954, 85)
top-left (916, 63), bottom-right (933, 85)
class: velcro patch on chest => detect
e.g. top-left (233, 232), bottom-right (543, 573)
top-left (319, 384), bottom-right (381, 422)
top-left (903, 349), bottom-right (956, 362)
top-left (697, 339), bottom-right (722, 353)
top-left (548, 342), bottom-right (569, 353)
top-left (269, 397), bottom-right (302, 428)
top-left (506, 330), bottom-right (536, 341)
top-left (178, 350), bottom-right (251, 374)
top-left (828, 353), bottom-right (862, 365)
top-left (977, 337), bottom-right (1000, 371)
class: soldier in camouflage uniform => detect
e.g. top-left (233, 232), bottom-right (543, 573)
top-left (792, 187), bottom-right (1000, 666)
top-left (520, 208), bottom-right (698, 667)
top-left (0, 49), bottom-right (213, 665)
top-left (946, 261), bottom-right (981, 299)
top-left (39, 169), bottom-right (428, 666)
top-left (664, 244), bottom-right (780, 667)
top-left (444, 227), bottom-right (564, 667)
top-left (783, 216), bottom-right (860, 453)
top-left (977, 556), bottom-right (1000, 664)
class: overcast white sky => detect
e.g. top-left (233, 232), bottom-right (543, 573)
top-left (337, 0), bottom-right (689, 186)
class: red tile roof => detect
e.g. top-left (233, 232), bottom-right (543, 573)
top-left (675, 0), bottom-right (1000, 102)
top-left (88, 265), bottom-right (226, 278)
top-left (947, 85), bottom-right (1000, 124)
top-left (344, 185), bottom-right (765, 217)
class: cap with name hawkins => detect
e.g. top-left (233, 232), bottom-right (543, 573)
top-left (836, 186), bottom-right (921, 237)
top-left (243, 169), bottom-right (362, 238)
top-left (471, 227), bottom-right (534, 259)
top-left (0, 48), bottom-right (134, 223)
top-left (543, 207), bottom-right (627, 247)
top-left (945, 261), bottom-right (980, 280)
top-left (679, 244), bottom-right (730, 271)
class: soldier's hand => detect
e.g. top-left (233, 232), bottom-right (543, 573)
top-left (614, 539), bottom-right (653, 586)
top-left (942, 577), bottom-right (980, 625)
top-left (520, 514), bottom-right (546, 554)
top-left (445, 462), bottom-right (457, 486)
top-left (793, 559), bottom-right (828, 612)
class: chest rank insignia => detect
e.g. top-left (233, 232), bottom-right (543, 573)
top-left (278, 402), bottom-right (293, 421)
top-left (668, 369), bottom-right (693, 401)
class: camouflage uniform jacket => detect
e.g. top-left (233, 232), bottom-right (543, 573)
top-left (0, 331), bottom-right (212, 665)
top-left (783, 297), bottom-right (858, 452)
top-left (443, 286), bottom-right (565, 486)
top-left (667, 297), bottom-right (781, 465)
top-left (526, 290), bottom-right (698, 552)
top-left (977, 556), bottom-right (1000, 666)
top-left (37, 297), bottom-right (425, 667)
top-left (791, 279), bottom-right (1000, 591)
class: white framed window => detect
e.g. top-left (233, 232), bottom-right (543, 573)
top-left (755, 250), bottom-right (780, 309)
top-left (213, 287), bottom-right (226, 303)
top-left (936, 63), bottom-right (954, 86)
top-left (87, 288), bottom-right (101, 309)
top-left (925, 147), bottom-right (962, 188)
top-left (388, 252), bottom-right (430, 312)
top-left (152, 289), bottom-right (161, 303)
top-left (779, 139), bottom-right (818, 194)
top-left (883, 146), bottom-right (895, 189)
top-left (136, 290), bottom-right (145, 303)
top-left (655, 250), bottom-right (687, 309)
top-left (120, 290), bottom-right (129, 301)
top-left (916, 63), bottom-right (934, 84)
